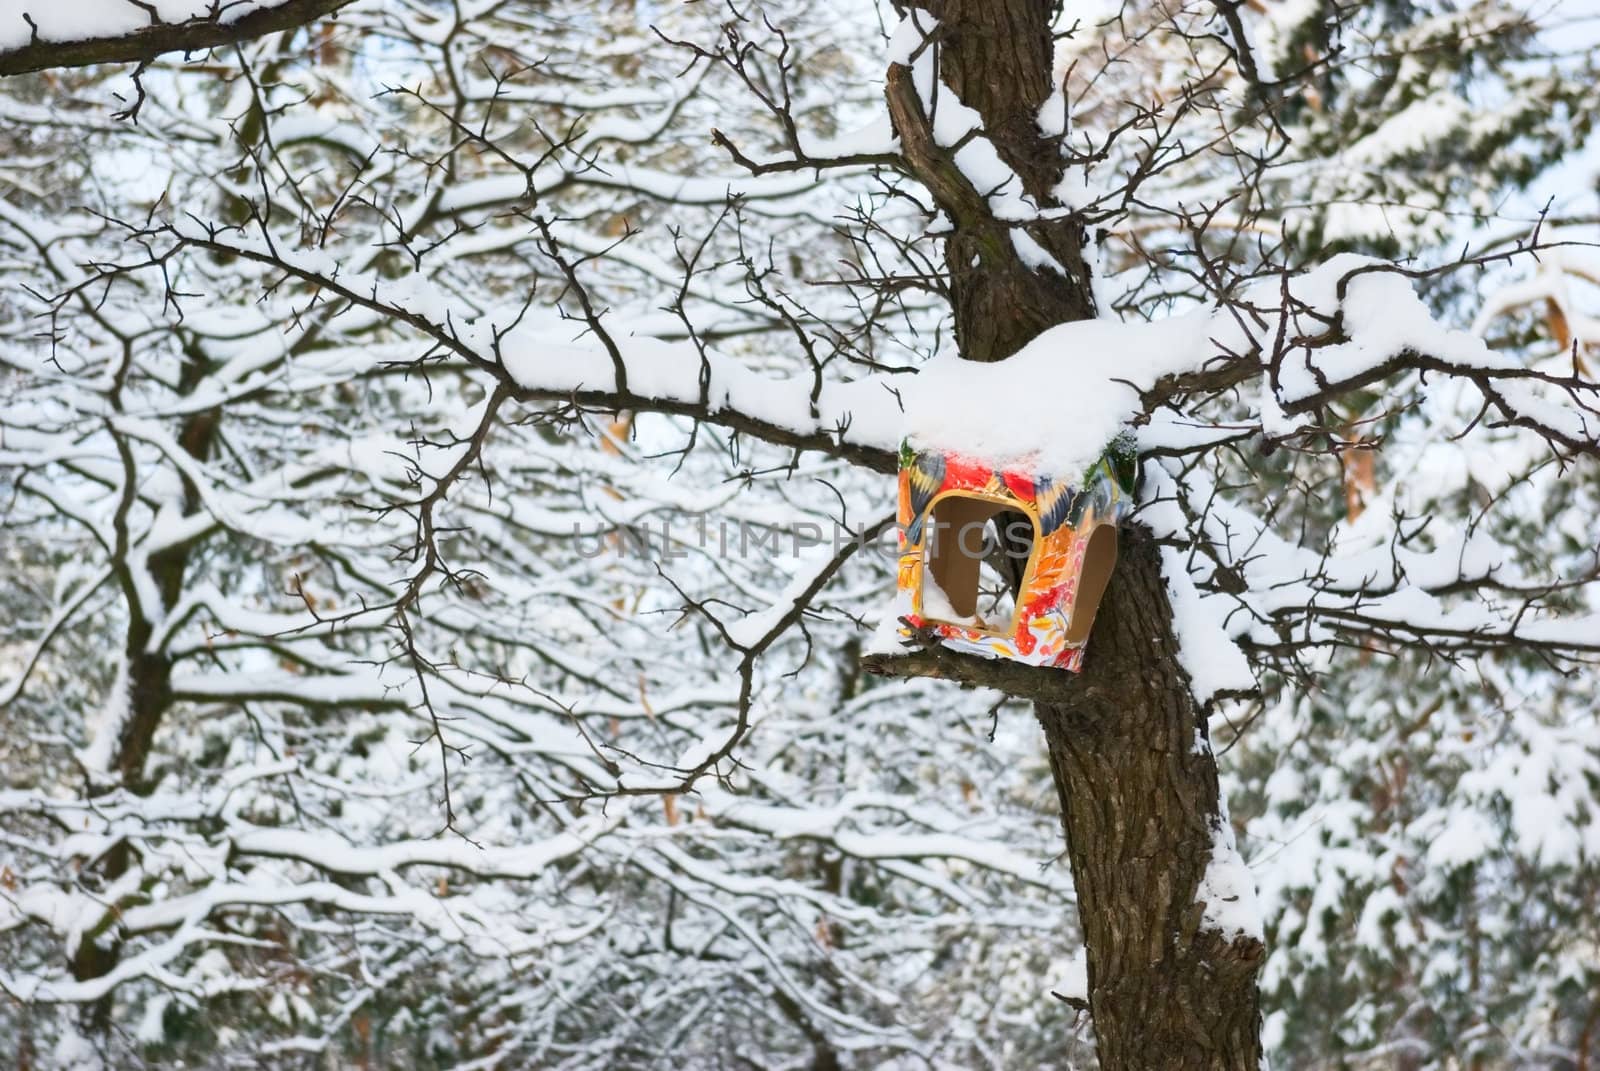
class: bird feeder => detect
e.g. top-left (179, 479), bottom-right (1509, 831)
top-left (891, 433), bottom-right (1137, 672)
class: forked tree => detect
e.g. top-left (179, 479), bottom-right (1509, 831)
top-left (3, 0), bottom-right (1600, 1068)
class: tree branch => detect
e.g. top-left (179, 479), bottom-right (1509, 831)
top-left (0, 0), bottom-right (352, 77)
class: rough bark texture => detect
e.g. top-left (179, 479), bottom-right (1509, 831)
top-left (0, 0), bottom-right (352, 77)
top-left (1039, 532), bottom-right (1264, 1069)
top-left (881, 1), bottom-right (1267, 1067)
top-left (884, 0), bottom-right (1096, 365)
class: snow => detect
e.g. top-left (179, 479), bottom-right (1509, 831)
top-left (170, 220), bottom-right (1597, 499)
top-left (865, 589), bottom-right (916, 656)
top-left (230, 820), bottom-right (613, 880)
top-left (699, 783), bottom-right (1070, 891)
top-left (1251, 0), bottom-right (1319, 80)
top-left (888, 10), bottom-right (1038, 221)
top-left (1010, 230), bottom-right (1067, 276)
top-left (735, 114), bottom-right (900, 169)
top-left (1160, 546), bottom-right (1255, 704)
top-left (1279, 259), bottom-right (1515, 394)
top-left (1424, 810), bottom-right (1496, 870)
top-left (136, 994), bottom-right (171, 1043)
top-left (1344, 94), bottom-right (1471, 166)
top-left (5, 2), bottom-right (1600, 1060)
top-left (1051, 947), bottom-right (1089, 1003)
top-left (494, 313), bottom-right (907, 458)
top-left (1196, 813), bottom-right (1263, 943)
top-left (900, 312), bottom-right (1205, 475)
top-left (888, 253), bottom-right (1550, 479)
top-left (724, 525), bottom-right (891, 649)
top-left (51, 1033), bottom-right (102, 1071)
top-left (76, 656), bottom-right (131, 784)
top-left (917, 566), bottom-right (980, 629)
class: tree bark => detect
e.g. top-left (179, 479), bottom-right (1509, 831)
top-left (1038, 531), bottom-right (1264, 1070)
top-left (883, 0), bottom-right (1095, 367)
top-left (882, 2), bottom-right (1266, 1066)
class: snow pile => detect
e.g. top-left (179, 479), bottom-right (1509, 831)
top-left (1344, 93), bottom-right (1471, 166)
top-left (918, 568), bottom-right (981, 629)
top-left (1251, 0), bottom-right (1320, 80)
top-left (493, 312), bottom-right (907, 457)
top-left (882, 253), bottom-right (1534, 481)
top-left (900, 312), bottom-right (1206, 475)
top-left (1197, 813), bottom-right (1263, 943)
top-left (1051, 947), bottom-right (1089, 1004)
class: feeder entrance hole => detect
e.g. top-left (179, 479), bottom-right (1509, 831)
top-left (920, 494), bottom-right (1036, 635)
top-left (918, 493), bottom-right (1121, 647)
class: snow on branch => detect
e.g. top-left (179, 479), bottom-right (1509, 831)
top-left (138, 217), bottom-right (1600, 489)
top-left (20, 204), bottom-right (1600, 729)
top-left (111, 213), bottom-right (1600, 697)
top-left (140, 214), bottom-right (905, 474)
top-left (0, 0), bottom-right (352, 77)
top-left (1144, 459), bottom-right (1600, 677)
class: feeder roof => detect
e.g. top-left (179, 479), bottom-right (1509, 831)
top-left (900, 311), bottom-right (1208, 477)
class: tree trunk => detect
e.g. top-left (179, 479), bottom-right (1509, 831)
top-left (71, 393), bottom-right (219, 1015)
top-left (1038, 531), bottom-right (1263, 1070)
top-left (883, 2), bottom-right (1266, 1066)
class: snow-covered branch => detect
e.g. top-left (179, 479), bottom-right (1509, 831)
top-left (0, 0), bottom-right (352, 76)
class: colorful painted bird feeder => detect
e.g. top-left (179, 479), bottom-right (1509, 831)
top-left (891, 432), bottom-right (1137, 672)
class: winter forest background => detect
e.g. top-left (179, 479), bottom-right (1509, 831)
top-left (3, 0), bottom-right (1600, 1068)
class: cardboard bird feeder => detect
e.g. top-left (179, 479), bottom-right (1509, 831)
top-left (891, 432), bottom-right (1137, 672)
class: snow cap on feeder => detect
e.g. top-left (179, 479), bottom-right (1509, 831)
top-left (889, 430), bottom-right (1136, 672)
